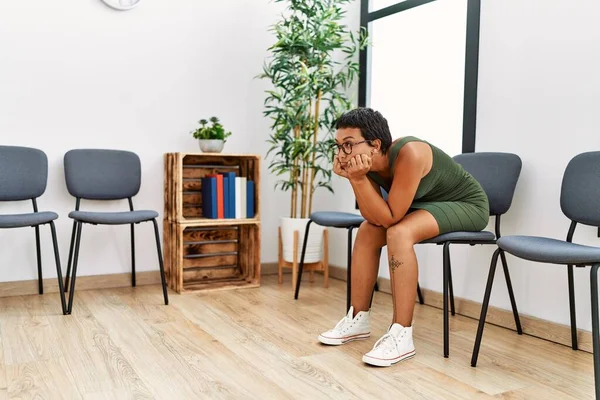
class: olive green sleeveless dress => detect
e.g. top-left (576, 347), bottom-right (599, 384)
top-left (367, 136), bottom-right (490, 234)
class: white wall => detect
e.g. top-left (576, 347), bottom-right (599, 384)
top-left (0, 0), bottom-right (287, 281)
top-left (326, 0), bottom-right (600, 331)
top-left (472, 0), bottom-right (600, 331)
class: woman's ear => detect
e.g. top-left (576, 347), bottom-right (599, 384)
top-left (370, 139), bottom-right (382, 153)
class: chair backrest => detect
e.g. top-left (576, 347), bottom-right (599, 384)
top-left (0, 146), bottom-right (48, 201)
top-left (453, 152), bottom-right (522, 216)
top-left (381, 187), bottom-right (388, 201)
top-left (64, 149), bottom-right (141, 200)
top-left (560, 151), bottom-right (600, 227)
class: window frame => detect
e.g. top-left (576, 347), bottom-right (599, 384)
top-left (353, 0), bottom-right (481, 208)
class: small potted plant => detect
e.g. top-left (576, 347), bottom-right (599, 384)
top-left (190, 116), bottom-right (232, 153)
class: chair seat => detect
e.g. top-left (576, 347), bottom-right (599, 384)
top-left (421, 230), bottom-right (496, 244)
top-left (498, 235), bottom-right (600, 265)
top-left (0, 212), bottom-right (58, 228)
top-left (69, 210), bottom-right (158, 225)
top-left (310, 211), bottom-right (365, 228)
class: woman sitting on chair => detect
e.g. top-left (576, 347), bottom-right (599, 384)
top-left (318, 108), bottom-right (489, 367)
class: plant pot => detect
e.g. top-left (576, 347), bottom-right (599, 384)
top-left (198, 139), bottom-right (224, 153)
top-left (280, 216), bottom-right (326, 264)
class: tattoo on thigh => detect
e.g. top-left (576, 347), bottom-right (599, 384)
top-left (390, 255), bottom-right (403, 272)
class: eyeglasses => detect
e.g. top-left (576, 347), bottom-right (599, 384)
top-left (331, 140), bottom-right (369, 156)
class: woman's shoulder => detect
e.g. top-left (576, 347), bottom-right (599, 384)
top-left (390, 136), bottom-right (429, 151)
top-left (390, 136), bottom-right (431, 160)
top-left (389, 136), bottom-right (434, 177)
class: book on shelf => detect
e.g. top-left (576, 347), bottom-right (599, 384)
top-left (246, 180), bottom-right (255, 218)
top-left (201, 176), bottom-right (217, 219)
top-left (201, 174), bottom-right (255, 219)
top-left (207, 173), bottom-right (224, 219)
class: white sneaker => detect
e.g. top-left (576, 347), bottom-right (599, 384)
top-left (318, 306), bottom-right (371, 345)
top-left (362, 323), bottom-right (415, 367)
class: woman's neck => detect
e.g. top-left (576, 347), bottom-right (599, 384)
top-left (370, 153), bottom-right (391, 177)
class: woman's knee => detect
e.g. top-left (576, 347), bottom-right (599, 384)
top-left (386, 221), bottom-right (416, 248)
top-left (355, 220), bottom-right (386, 247)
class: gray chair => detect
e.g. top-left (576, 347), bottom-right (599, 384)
top-left (62, 149), bottom-right (168, 314)
top-left (293, 212), bottom-right (365, 311)
top-left (470, 151), bottom-right (600, 398)
top-left (419, 152), bottom-right (524, 358)
top-left (0, 146), bottom-right (67, 314)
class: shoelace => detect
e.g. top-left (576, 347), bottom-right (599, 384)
top-left (373, 330), bottom-right (405, 353)
top-left (373, 333), bottom-right (395, 350)
top-left (334, 316), bottom-right (352, 332)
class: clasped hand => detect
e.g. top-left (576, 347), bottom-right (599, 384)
top-left (333, 154), bottom-right (372, 180)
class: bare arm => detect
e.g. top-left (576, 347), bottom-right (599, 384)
top-left (354, 177), bottom-right (385, 226)
top-left (349, 144), bottom-right (428, 229)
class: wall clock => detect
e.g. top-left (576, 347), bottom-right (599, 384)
top-left (100, 0), bottom-right (142, 11)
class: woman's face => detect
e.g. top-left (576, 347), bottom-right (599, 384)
top-left (334, 128), bottom-right (374, 167)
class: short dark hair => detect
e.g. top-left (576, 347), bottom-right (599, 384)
top-left (335, 108), bottom-right (392, 154)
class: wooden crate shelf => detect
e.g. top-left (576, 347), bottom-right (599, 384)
top-left (164, 152), bottom-right (260, 223)
top-left (163, 221), bottom-right (261, 293)
top-left (163, 152), bottom-right (261, 293)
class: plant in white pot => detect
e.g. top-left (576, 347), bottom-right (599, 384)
top-left (190, 117), bottom-right (232, 153)
top-left (259, 0), bottom-right (368, 265)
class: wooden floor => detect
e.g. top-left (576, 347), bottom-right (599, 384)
top-left (0, 274), bottom-right (595, 399)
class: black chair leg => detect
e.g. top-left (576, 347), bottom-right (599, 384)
top-left (471, 247), bottom-right (501, 367)
top-left (35, 225), bottom-right (43, 295)
top-left (346, 226), bottom-right (355, 313)
top-left (417, 283), bottom-right (424, 304)
top-left (589, 263), bottom-right (600, 400)
top-left (374, 282), bottom-right (379, 292)
top-left (152, 219), bottom-right (169, 305)
top-left (568, 264), bottom-right (578, 350)
top-left (294, 219), bottom-right (313, 301)
top-left (67, 222), bottom-right (83, 315)
top-left (443, 242), bottom-right (450, 357)
top-left (500, 250), bottom-right (522, 334)
top-left (64, 220), bottom-right (78, 292)
top-left (445, 243), bottom-right (456, 316)
top-left (49, 222), bottom-right (67, 315)
top-left (131, 223), bottom-right (136, 287)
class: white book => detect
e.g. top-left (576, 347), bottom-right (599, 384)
top-left (240, 177), bottom-right (247, 218)
top-left (235, 177), bottom-right (242, 218)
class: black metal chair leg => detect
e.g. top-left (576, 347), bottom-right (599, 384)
top-left (417, 283), bottom-right (424, 304)
top-left (152, 219), bottom-right (169, 305)
top-left (443, 242), bottom-right (450, 357)
top-left (294, 219), bottom-right (313, 300)
top-left (589, 263), bottom-right (600, 400)
top-left (499, 250), bottom-right (522, 334)
top-left (347, 226), bottom-right (355, 313)
top-left (67, 222), bottom-right (83, 315)
top-left (131, 223), bottom-right (136, 287)
top-left (471, 248), bottom-right (501, 367)
top-left (49, 222), bottom-right (67, 315)
top-left (64, 220), bottom-right (78, 293)
top-left (445, 243), bottom-right (456, 316)
top-left (35, 225), bottom-right (43, 295)
top-left (567, 264), bottom-right (578, 350)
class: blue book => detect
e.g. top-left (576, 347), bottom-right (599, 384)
top-left (246, 180), bottom-right (255, 218)
top-left (223, 171), bottom-right (236, 218)
top-left (201, 176), bottom-right (217, 219)
top-left (222, 176), bottom-right (230, 218)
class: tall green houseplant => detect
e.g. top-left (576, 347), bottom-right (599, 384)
top-left (260, 0), bottom-right (368, 219)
